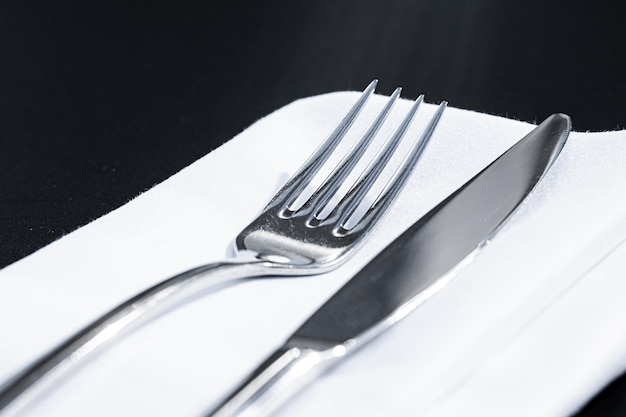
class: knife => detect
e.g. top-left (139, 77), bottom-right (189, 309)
top-left (206, 113), bottom-right (571, 417)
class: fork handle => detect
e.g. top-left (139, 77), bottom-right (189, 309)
top-left (207, 345), bottom-right (341, 417)
top-left (0, 259), bottom-right (274, 417)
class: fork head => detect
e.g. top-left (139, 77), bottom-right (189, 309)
top-left (236, 80), bottom-right (447, 271)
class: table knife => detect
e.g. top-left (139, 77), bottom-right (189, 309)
top-left (207, 113), bottom-right (571, 417)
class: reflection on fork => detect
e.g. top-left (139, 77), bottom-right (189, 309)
top-left (0, 80), bottom-right (447, 416)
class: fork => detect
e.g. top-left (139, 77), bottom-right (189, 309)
top-left (0, 80), bottom-right (446, 416)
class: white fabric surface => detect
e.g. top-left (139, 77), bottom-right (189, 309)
top-left (1, 91), bottom-right (626, 417)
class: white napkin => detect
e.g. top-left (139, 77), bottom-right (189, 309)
top-left (1, 92), bottom-right (626, 417)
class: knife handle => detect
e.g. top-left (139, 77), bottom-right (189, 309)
top-left (207, 344), bottom-right (340, 417)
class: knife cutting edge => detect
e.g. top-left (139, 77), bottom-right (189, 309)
top-left (206, 113), bottom-right (571, 417)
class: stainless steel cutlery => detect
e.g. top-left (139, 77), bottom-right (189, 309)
top-left (0, 81), bottom-right (572, 417)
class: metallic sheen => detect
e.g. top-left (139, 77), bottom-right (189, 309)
top-left (0, 81), bottom-right (446, 416)
top-left (206, 113), bottom-right (571, 417)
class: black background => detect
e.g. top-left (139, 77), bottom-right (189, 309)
top-left (1, 1), bottom-right (625, 415)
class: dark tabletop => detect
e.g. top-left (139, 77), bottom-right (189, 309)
top-left (1, 1), bottom-right (625, 415)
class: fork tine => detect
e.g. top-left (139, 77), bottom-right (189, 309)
top-left (321, 94), bottom-right (425, 232)
top-left (299, 87), bottom-right (403, 223)
top-left (270, 79), bottom-right (378, 215)
top-left (341, 100), bottom-right (447, 236)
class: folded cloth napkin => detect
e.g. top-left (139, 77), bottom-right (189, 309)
top-left (1, 91), bottom-right (626, 417)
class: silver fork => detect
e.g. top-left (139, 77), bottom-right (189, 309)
top-left (0, 80), bottom-right (446, 416)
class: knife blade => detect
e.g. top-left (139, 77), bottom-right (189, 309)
top-left (206, 113), bottom-right (571, 417)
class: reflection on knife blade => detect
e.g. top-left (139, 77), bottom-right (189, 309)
top-left (207, 113), bottom-right (571, 417)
